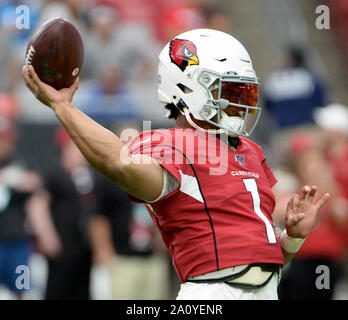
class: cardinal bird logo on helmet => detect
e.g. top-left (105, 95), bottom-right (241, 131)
top-left (169, 39), bottom-right (199, 71)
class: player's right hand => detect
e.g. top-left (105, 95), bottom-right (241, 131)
top-left (22, 65), bottom-right (79, 108)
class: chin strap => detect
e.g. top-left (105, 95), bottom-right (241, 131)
top-left (183, 108), bottom-right (224, 135)
top-left (220, 111), bottom-right (245, 134)
top-left (183, 108), bottom-right (244, 138)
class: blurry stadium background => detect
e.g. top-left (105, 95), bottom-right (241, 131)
top-left (0, 0), bottom-right (348, 300)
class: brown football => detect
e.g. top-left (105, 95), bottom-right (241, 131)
top-left (25, 18), bottom-right (84, 90)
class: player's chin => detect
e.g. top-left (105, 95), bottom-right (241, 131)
top-left (197, 120), bottom-right (221, 133)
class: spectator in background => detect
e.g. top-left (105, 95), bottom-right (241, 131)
top-left (313, 104), bottom-right (348, 200)
top-left (84, 5), bottom-right (159, 82)
top-left (0, 116), bottom-right (43, 299)
top-left (263, 46), bottom-right (329, 129)
top-left (276, 132), bottom-right (348, 300)
top-left (90, 171), bottom-right (170, 300)
top-left (313, 104), bottom-right (348, 249)
top-left (29, 127), bottom-right (96, 300)
top-left (262, 46), bottom-right (330, 164)
top-left (83, 6), bottom-right (119, 79)
top-left (77, 64), bottom-right (138, 125)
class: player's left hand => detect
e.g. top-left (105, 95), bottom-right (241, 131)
top-left (285, 185), bottom-right (330, 238)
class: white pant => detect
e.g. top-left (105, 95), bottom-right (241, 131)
top-left (176, 273), bottom-right (279, 300)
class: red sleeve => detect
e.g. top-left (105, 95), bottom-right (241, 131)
top-left (127, 129), bottom-right (182, 203)
top-left (261, 158), bottom-right (277, 188)
top-left (243, 138), bottom-right (278, 188)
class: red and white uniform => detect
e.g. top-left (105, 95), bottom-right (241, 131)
top-left (128, 128), bottom-right (284, 283)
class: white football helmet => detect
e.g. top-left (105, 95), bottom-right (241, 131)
top-left (158, 28), bottom-right (261, 137)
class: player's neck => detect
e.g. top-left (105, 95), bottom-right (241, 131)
top-left (216, 134), bottom-right (240, 150)
top-left (175, 116), bottom-right (239, 148)
top-left (228, 136), bottom-right (240, 150)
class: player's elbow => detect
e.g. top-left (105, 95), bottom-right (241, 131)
top-left (103, 155), bottom-right (129, 184)
top-left (101, 153), bottom-right (163, 201)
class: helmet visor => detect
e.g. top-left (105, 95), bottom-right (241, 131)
top-left (206, 81), bottom-right (260, 136)
top-left (213, 82), bottom-right (258, 114)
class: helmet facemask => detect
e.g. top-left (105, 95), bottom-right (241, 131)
top-left (183, 69), bottom-right (261, 137)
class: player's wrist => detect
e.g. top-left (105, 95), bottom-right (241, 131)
top-left (280, 229), bottom-right (306, 253)
top-left (51, 100), bottom-right (73, 113)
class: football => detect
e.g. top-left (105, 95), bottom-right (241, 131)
top-left (25, 17), bottom-right (84, 90)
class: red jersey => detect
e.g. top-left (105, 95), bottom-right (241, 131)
top-left (128, 128), bottom-right (284, 282)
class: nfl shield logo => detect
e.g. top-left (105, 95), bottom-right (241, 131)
top-left (235, 155), bottom-right (245, 167)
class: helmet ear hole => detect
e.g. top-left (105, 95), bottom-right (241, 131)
top-left (177, 83), bottom-right (193, 94)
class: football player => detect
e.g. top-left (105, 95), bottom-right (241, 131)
top-left (23, 29), bottom-right (330, 300)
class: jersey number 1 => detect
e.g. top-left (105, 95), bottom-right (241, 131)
top-left (243, 178), bottom-right (277, 244)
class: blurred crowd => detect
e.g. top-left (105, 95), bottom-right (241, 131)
top-left (0, 0), bottom-right (347, 300)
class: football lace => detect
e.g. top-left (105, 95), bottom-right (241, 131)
top-left (25, 46), bottom-right (36, 71)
